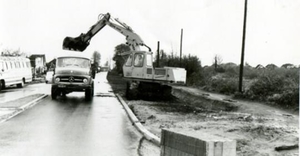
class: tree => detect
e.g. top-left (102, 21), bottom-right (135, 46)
top-left (266, 64), bottom-right (278, 70)
top-left (91, 51), bottom-right (101, 77)
top-left (104, 61), bottom-right (109, 67)
top-left (213, 54), bottom-right (223, 71)
top-left (1, 48), bottom-right (27, 57)
top-left (153, 49), bottom-right (167, 67)
top-left (281, 63), bottom-right (295, 69)
top-left (113, 44), bottom-right (131, 74)
top-left (92, 51), bottom-right (101, 66)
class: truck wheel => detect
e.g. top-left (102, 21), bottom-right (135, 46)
top-left (51, 87), bottom-right (58, 100)
top-left (61, 91), bottom-right (66, 97)
top-left (85, 88), bottom-right (93, 100)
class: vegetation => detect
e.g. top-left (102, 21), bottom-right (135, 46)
top-left (92, 51), bottom-right (101, 66)
top-left (111, 43), bottom-right (298, 110)
top-left (153, 50), bottom-right (203, 85)
top-left (113, 44), bottom-right (131, 74)
top-left (242, 68), bottom-right (299, 108)
top-left (153, 50), bottom-right (299, 109)
top-left (1, 48), bottom-right (28, 57)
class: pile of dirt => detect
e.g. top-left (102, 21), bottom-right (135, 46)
top-left (107, 72), bottom-right (299, 156)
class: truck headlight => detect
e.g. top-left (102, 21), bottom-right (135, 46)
top-left (55, 78), bottom-right (60, 83)
top-left (83, 78), bottom-right (88, 84)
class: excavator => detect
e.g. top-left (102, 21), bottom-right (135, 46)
top-left (63, 13), bottom-right (186, 99)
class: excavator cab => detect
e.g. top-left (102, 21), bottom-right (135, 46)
top-left (63, 34), bottom-right (90, 52)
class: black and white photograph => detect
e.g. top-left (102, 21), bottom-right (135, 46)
top-left (0, 0), bottom-right (299, 155)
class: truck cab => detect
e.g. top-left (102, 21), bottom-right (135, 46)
top-left (51, 53), bottom-right (94, 100)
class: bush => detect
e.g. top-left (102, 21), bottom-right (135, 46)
top-left (205, 77), bottom-right (238, 95)
top-left (187, 72), bottom-right (203, 86)
top-left (267, 88), bottom-right (299, 108)
top-left (274, 88), bottom-right (299, 108)
top-left (243, 68), bottom-right (299, 108)
top-left (154, 53), bottom-right (202, 78)
top-left (247, 75), bottom-right (284, 98)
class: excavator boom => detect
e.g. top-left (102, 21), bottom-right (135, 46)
top-left (62, 13), bottom-right (111, 51)
top-left (62, 13), bottom-right (151, 52)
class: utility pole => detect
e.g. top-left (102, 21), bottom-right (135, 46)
top-left (156, 41), bottom-right (160, 67)
top-left (180, 28), bottom-right (183, 67)
top-left (239, 0), bottom-right (248, 93)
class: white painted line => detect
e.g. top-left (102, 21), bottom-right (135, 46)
top-left (19, 94), bottom-right (48, 110)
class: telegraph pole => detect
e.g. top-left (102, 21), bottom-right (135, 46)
top-left (157, 41), bottom-right (160, 67)
top-left (239, 0), bottom-right (248, 93)
top-left (180, 28), bottom-right (183, 67)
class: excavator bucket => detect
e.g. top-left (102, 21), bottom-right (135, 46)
top-left (62, 35), bottom-right (89, 52)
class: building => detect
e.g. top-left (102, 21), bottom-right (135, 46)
top-left (29, 54), bottom-right (46, 77)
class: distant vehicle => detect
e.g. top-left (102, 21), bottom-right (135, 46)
top-left (51, 52), bottom-right (94, 100)
top-left (100, 66), bottom-right (109, 72)
top-left (45, 69), bottom-right (54, 84)
top-left (0, 56), bottom-right (32, 90)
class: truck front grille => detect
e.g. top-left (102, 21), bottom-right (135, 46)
top-left (59, 76), bottom-right (84, 83)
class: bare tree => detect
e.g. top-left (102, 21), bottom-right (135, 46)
top-left (92, 51), bottom-right (101, 65)
top-left (213, 54), bottom-right (223, 70)
top-left (1, 48), bottom-right (28, 57)
top-left (91, 51), bottom-right (101, 78)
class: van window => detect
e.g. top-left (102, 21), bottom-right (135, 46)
top-left (15, 62), bottom-right (20, 68)
top-left (10, 62), bottom-right (13, 69)
top-left (26, 62), bottom-right (30, 68)
top-left (8, 62), bottom-right (11, 69)
top-left (5, 62), bottom-right (8, 70)
top-left (0, 62), bottom-right (3, 71)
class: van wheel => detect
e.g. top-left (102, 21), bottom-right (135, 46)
top-left (1, 81), bottom-right (5, 90)
top-left (17, 80), bottom-right (24, 88)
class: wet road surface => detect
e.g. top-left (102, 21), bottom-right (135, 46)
top-left (0, 72), bottom-right (144, 156)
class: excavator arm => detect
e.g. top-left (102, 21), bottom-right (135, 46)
top-left (62, 13), bottom-right (151, 52)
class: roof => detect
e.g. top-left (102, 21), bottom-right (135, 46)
top-left (120, 51), bottom-right (153, 56)
top-left (55, 50), bottom-right (92, 60)
top-left (0, 56), bottom-right (30, 61)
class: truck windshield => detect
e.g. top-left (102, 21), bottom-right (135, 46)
top-left (57, 57), bottom-right (90, 68)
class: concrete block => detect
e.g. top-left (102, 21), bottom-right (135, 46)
top-left (160, 129), bottom-right (236, 156)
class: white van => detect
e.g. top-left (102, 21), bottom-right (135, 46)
top-left (0, 56), bottom-right (33, 89)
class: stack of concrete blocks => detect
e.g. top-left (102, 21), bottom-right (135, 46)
top-left (160, 129), bottom-right (236, 156)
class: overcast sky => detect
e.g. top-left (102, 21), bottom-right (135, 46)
top-left (1, 0), bottom-right (299, 66)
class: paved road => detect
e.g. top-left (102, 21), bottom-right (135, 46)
top-left (0, 72), bottom-right (147, 156)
